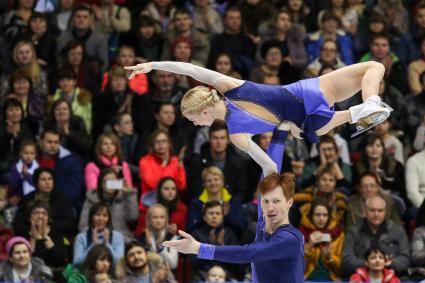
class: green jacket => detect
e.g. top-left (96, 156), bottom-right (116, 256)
top-left (62, 264), bottom-right (87, 283)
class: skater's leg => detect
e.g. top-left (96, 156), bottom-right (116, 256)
top-left (319, 61), bottom-right (385, 106)
top-left (315, 111), bottom-right (351, 136)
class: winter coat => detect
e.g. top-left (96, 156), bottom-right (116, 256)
top-left (349, 267), bottom-right (400, 283)
top-left (0, 257), bottom-right (54, 283)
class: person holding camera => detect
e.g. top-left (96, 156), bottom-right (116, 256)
top-left (299, 200), bottom-right (345, 282)
top-left (79, 168), bottom-right (139, 243)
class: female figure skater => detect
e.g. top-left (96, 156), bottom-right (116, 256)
top-left (162, 173), bottom-right (305, 283)
top-left (125, 61), bottom-right (391, 175)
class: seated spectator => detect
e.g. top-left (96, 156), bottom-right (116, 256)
top-left (373, 0), bottom-right (408, 37)
top-left (406, 146), bottom-right (425, 211)
top-left (305, 11), bottom-right (354, 65)
top-left (138, 204), bottom-right (179, 270)
top-left (79, 168), bottom-right (138, 242)
top-left (119, 15), bottom-right (164, 63)
top-left (299, 200), bottom-right (344, 281)
top-left (0, 98), bottom-right (36, 185)
top-left (342, 195), bottom-right (410, 277)
top-left (135, 176), bottom-right (187, 236)
top-left (111, 113), bottom-right (144, 181)
top-left (213, 53), bottom-right (242, 79)
top-left (75, 202), bottom-right (124, 265)
top-left (352, 134), bottom-right (406, 203)
top-left (250, 40), bottom-right (286, 84)
top-left (317, 0), bottom-right (358, 34)
top-left (238, 0), bottom-right (273, 40)
top-left (309, 128), bottom-right (351, 165)
top-left (37, 129), bottom-right (85, 211)
top-left (63, 244), bottom-right (114, 283)
top-left (21, 201), bottom-right (67, 270)
top-left (374, 119), bottom-right (404, 164)
top-left (9, 140), bottom-right (39, 197)
top-left (49, 66), bottom-right (92, 133)
top-left (93, 66), bottom-right (137, 139)
top-left (190, 201), bottom-right (239, 281)
top-left (0, 236), bottom-right (54, 282)
top-left (257, 9), bottom-right (308, 73)
top-left (115, 240), bottom-right (177, 282)
top-left (346, 172), bottom-right (401, 228)
top-left (43, 98), bottom-right (91, 160)
top-left (141, 0), bottom-right (176, 32)
top-left (376, 79), bottom-right (404, 131)
top-left (301, 135), bottom-right (352, 192)
top-left (304, 39), bottom-right (346, 78)
top-left (13, 167), bottom-right (76, 237)
top-left (3, 0), bottom-right (34, 45)
top-left (359, 33), bottom-right (408, 94)
top-left (295, 165), bottom-right (347, 223)
top-left (408, 36), bottom-right (425, 95)
top-left (205, 265), bottom-right (227, 282)
top-left (0, 186), bottom-right (15, 261)
top-left (139, 129), bottom-right (186, 195)
top-left (85, 133), bottom-right (134, 191)
top-left (187, 121), bottom-right (247, 200)
top-left (283, 0), bottom-right (317, 32)
top-left (349, 247), bottom-right (401, 283)
top-left (11, 41), bottom-right (49, 98)
top-left (100, 45), bottom-right (149, 95)
top-left (52, 0), bottom-right (74, 34)
top-left (161, 9), bottom-right (210, 66)
top-left (411, 209), bottom-right (425, 281)
top-left (57, 5), bottom-right (108, 72)
top-left (412, 114), bottom-right (425, 152)
top-left (187, 166), bottom-right (247, 235)
top-left (188, 0), bottom-right (223, 39)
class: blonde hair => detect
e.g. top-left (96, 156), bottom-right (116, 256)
top-left (13, 41), bottom-right (41, 82)
top-left (181, 86), bottom-right (222, 115)
top-left (94, 133), bottom-right (123, 161)
top-left (201, 166), bottom-right (225, 183)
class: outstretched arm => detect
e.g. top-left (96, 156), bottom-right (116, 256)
top-left (125, 61), bottom-right (243, 92)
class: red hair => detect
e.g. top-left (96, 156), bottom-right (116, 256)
top-left (259, 173), bottom-right (295, 200)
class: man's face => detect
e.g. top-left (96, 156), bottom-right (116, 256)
top-left (416, 8), bottom-right (425, 29)
top-left (370, 38), bottom-right (390, 60)
top-left (359, 176), bottom-right (380, 200)
top-left (155, 105), bottom-right (175, 127)
top-left (174, 14), bottom-right (192, 32)
top-left (73, 10), bottom-right (91, 30)
top-left (115, 114), bottom-right (134, 136)
top-left (261, 186), bottom-right (293, 228)
top-left (11, 244), bottom-right (31, 269)
top-left (225, 11), bottom-right (241, 33)
top-left (118, 48), bottom-right (135, 67)
top-left (59, 78), bottom-right (77, 93)
top-left (110, 76), bottom-right (127, 92)
top-left (126, 246), bottom-right (148, 269)
top-left (319, 142), bottom-right (338, 163)
top-left (322, 19), bottom-right (338, 34)
top-left (154, 71), bottom-right (175, 93)
top-left (40, 133), bottom-right (60, 156)
top-left (365, 197), bottom-right (386, 228)
top-left (203, 205), bottom-right (224, 228)
top-left (209, 129), bottom-right (228, 154)
top-left (366, 251), bottom-right (386, 272)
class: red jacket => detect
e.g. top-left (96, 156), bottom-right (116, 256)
top-left (139, 154), bottom-right (186, 195)
top-left (350, 267), bottom-right (400, 283)
top-left (134, 200), bottom-right (188, 236)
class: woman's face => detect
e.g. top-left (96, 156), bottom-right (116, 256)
top-left (317, 172), bottom-right (336, 194)
top-left (275, 12), bottom-right (291, 32)
top-left (92, 208), bottom-right (109, 229)
top-left (67, 46), bottom-right (83, 66)
top-left (96, 257), bottom-right (111, 273)
top-left (118, 48), bottom-right (135, 67)
top-left (265, 47), bottom-right (283, 68)
top-left (16, 45), bottom-right (33, 65)
top-left (153, 133), bottom-right (170, 155)
top-left (185, 108), bottom-right (215, 126)
top-left (359, 175), bottom-right (380, 200)
top-left (6, 106), bottom-right (23, 123)
top-left (204, 173), bottom-right (223, 195)
top-left (102, 172), bottom-right (119, 196)
top-left (30, 207), bottom-right (49, 225)
top-left (100, 137), bottom-right (117, 158)
top-left (320, 41), bottom-right (337, 64)
top-left (13, 78), bottom-right (31, 96)
top-left (288, 0), bottom-right (302, 11)
top-left (150, 207), bottom-right (167, 230)
top-left (54, 101), bottom-right (71, 122)
top-left (110, 76), bottom-right (127, 92)
top-left (30, 18), bottom-right (47, 35)
top-left (312, 205), bottom-right (329, 229)
top-left (366, 139), bottom-right (384, 159)
top-left (37, 172), bottom-right (54, 193)
top-left (139, 25), bottom-right (155, 39)
top-left (215, 55), bottom-right (232, 74)
top-left (173, 42), bottom-right (191, 62)
top-left (160, 180), bottom-right (177, 202)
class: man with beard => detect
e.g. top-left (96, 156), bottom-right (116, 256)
top-left (115, 240), bottom-right (176, 283)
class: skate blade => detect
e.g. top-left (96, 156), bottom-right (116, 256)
top-left (351, 111), bottom-right (390, 138)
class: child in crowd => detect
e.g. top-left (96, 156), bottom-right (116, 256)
top-left (349, 247), bottom-right (400, 283)
top-left (9, 140), bottom-right (39, 198)
top-left (205, 265), bottom-right (227, 282)
top-left (93, 272), bottom-right (113, 283)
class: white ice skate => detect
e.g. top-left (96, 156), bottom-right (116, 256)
top-left (349, 96), bottom-right (393, 138)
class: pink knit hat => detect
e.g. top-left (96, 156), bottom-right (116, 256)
top-left (6, 236), bottom-right (32, 256)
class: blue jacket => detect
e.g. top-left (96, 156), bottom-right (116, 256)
top-left (306, 31), bottom-right (354, 65)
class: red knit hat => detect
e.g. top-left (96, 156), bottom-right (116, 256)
top-left (6, 236), bottom-right (32, 256)
top-left (171, 36), bottom-right (193, 53)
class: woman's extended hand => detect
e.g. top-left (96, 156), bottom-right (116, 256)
top-left (162, 230), bottom-right (200, 254)
top-left (125, 63), bottom-right (153, 79)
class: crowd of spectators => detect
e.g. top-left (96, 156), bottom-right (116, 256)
top-left (1, 0), bottom-right (425, 282)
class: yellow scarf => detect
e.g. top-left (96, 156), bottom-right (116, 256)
top-left (198, 187), bottom-right (232, 203)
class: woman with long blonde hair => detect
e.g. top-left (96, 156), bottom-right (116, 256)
top-left (126, 61), bottom-right (392, 177)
